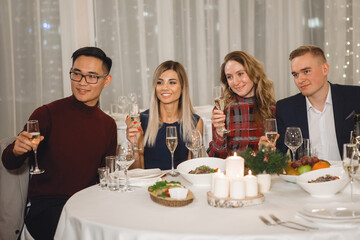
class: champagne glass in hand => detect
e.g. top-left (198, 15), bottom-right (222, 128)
top-left (185, 130), bottom-right (202, 159)
top-left (27, 120), bottom-right (44, 174)
top-left (213, 86), bottom-right (230, 134)
top-left (264, 118), bottom-right (278, 145)
top-left (166, 126), bottom-right (179, 176)
top-left (343, 143), bottom-right (359, 201)
top-left (117, 142), bottom-right (135, 192)
top-left (284, 127), bottom-right (303, 162)
top-left (129, 103), bottom-right (142, 151)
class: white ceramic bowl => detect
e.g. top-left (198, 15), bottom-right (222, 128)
top-left (296, 167), bottom-right (349, 197)
top-left (177, 157), bottom-right (225, 187)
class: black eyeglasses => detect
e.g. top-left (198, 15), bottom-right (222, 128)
top-left (69, 71), bottom-right (108, 84)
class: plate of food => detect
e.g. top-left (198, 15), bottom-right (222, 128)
top-left (148, 180), bottom-right (194, 207)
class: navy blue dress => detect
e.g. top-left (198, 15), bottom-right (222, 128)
top-left (140, 110), bottom-right (200, 170)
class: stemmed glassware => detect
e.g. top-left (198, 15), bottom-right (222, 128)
top-left (129, 103), bottom-right (142, 151)
top-left (343, 143), bottom-right (359, 201)
top-left (284, 127), bottom-right (303, 162)
top-left (27, 120), bottom-right (45, 174)
top-left (264, 118), bottom-right (278, 148)
top-left (128, 92), bottom-right (138, 104)
top-left (117, 142), bottom-right (135, 192)
top-left (117, 96), bottom-right (129, 114)
top-left (213, 86), bottom-right (230, 134)
top-left (166, 126), bottom-right (179, 176)
top-left (185, 130), bottom-right (202, 159)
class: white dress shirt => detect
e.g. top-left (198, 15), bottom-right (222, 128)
top-left (306, 86), bottom-right (341, 160)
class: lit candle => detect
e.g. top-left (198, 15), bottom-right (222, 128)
top-left (225, 152), bottom-right (244, 179)
top-left (245, 170), bottom-right (258, 197)
top-left (213, 172), bottom-right (229, 198)
top-left (211, 169), bottom-right (222, 193)
top-left (230, 175), bottom-right (245, 199)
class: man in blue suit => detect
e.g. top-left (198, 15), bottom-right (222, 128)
top-left (276, 45), bottom-right (360, 161)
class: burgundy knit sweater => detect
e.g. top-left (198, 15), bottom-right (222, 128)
top-left (2, 95), bottom-right (117, 200)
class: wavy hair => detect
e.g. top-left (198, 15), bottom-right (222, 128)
top-left (220, 51), bottom-right (275, 125)
top-left (144, 60), bottom-right (196, 146)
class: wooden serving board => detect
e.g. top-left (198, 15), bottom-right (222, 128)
top-left (148, 190), bottom-right (194, 207)
top-left (207, 191), bottom-right (264, 208)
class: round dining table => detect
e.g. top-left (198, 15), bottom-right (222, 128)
top-left (54, 174), bottom-right (360, 240)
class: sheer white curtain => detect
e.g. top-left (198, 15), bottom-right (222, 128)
top-left (1, 0), bottom-right (360, 139)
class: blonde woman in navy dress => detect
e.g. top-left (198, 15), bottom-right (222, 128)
top-left (127, 60), bottom-right (203, 169)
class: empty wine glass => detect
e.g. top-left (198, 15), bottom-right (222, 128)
top-left (27, 120), bottom-right (45, 174)
top-left (117, 142), bottom-right (135, 192)
top-left (166, 126), bottom-right (179, 177)
top-left (185, 130), bottom-right (202, 159)
top-left (128, 92), bottom-right (138, 104)
top-left (343, 143), bottom-right (359, 201)
top-left (264, 118), bottom-right (278, 145)
top-left (213, 86), bottom-right (230, 134)
top-left (129, 103), bottom-right (142, 151)
top-left (117, 96), bottom-right (129, 114)
top-left (284, 127), bottom-right (303, 162)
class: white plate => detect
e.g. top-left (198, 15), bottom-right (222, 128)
top-left (119, 168), bottom-right (164, 179)
top-left (299, 203), bottom-right (360, 220)
top-left (279, 160), bottom-right (342, 183)
top-left (297, 212), bottom-right (360, 228)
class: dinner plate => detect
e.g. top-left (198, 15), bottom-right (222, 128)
top-left (279, 160), bottom-right (342, 183)
top-left (298, 203), bottom-right (360, 220)
top-left (119, 168), bottom-right (164, 179)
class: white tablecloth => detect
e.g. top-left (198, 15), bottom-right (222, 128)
top-left (55, 175), bottom-right (360, 240)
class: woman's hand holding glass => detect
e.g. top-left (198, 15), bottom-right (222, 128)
top-left (127, 103), bottom-right (142, 151)
top-left (212, 86), bottom-right (230, 135)
top-left (259, 118), bottom-right (279, 150)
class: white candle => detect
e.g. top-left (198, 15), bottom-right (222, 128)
top-left (230, 176), bottom-right (245, 199)
top-left (225, 153), bottom-right (244, 179)
top-left (245, 170), bottom-right (258, 197)
top-left (211, 170), bottom-right (222, 193)
top-left (213, 172), bottom-right (229, 198)
top-left (257, 173), bottom-right (271, 193)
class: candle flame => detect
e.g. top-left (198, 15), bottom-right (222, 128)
top-left (248, 169), bottom-right (252, 175)
top-left (233, 152), bottom-right (237, 157)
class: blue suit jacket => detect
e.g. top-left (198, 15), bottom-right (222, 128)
top-left (276, 83), bottom-right (360, 158)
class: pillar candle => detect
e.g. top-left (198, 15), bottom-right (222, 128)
top-left (211, 170), bottom-right (222, 193)
top-left (230, 177), bottom-right (245, 199)
top-left (213, 172), bottom-right (229, 198)
top-left (245, 170), bottom-right (258, 197)
top-left (225, 152), bottom-right (244, 179)
top-left (257, 173), bottom-right (271, 193)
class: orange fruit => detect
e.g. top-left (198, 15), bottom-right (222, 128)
top-left (312, 161), bottom-right (330, 170)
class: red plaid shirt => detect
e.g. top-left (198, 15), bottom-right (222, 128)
top-left (208, 96), bottom-right (275, 159)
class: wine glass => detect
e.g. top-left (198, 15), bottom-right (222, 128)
top-left (27, 120), bottom-right (45, 174)
top-left (117, 142), bottom-right (135, 192)
top-left (129, 103), bottom-right (142, 151)
top-left (166, 126), bottom-right (179, 177)
top-left (117, 96), bottom-right (129, 114)
top-left (128, 92), bottom-right (138, 104)
top-left (213, 86), bottom-right (230, 134)
top-left (284, 127), bottom-right (303, 162)
top-left (264, 118), bottom-right (278, 149)
top-left (343, 143), bottom-right (359, 201)
top-left (185, 130), bottom-right (202, 159)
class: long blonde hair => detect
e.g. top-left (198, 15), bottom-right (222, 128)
top-left (144, 60), bottom-right (196, 146)
top-left (220, 51), bottom-right (275, 125)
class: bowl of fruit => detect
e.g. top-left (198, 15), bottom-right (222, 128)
top-left (296, 167), bottom-right (349, 197)
top-left (280, 156), bottom-right (331, 183)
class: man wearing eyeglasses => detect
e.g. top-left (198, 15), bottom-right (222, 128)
top-left (2, 47), bottom-right (117, 239)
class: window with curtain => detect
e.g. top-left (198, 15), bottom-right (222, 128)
top-left (0, 0), bottom-right (62, 139)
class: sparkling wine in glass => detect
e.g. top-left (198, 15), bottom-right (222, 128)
top-left (264, 118), bottom-right (278, 147)
top-left (284, 127), bottom-right (303, 162)
top-left (129, 103), bottom-right (142, 151)
top-left (117, 142), bottom-right (135, 192)
top-left (27, 120), bottom-right (45, 174)
top-left (185, 130), bottom-right (202, 159)
top-left (343, 143), bottom-right (359, 201)
top-left (213, 86), bottom-right (230, 134)
top-left (166, 126), bottom-right (179, 177)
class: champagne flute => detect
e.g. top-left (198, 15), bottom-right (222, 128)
top-left (166, 126), bottom-right (179, 177)
top-left (213, 86), bottom-right (230, 134)
top-left (129, 103), bottom-right (142, 151)
top-left (27, 120), bottom-right (45, 174)
top-left (284, 127), bottom-right (303, 162)
top-left (343, 143), bottom-right (359, 201)
top-left (185, 130), bottom-right (202, 159)
top-left (117, 142), bottom-right (135, 192)
top-left (264, 118), bottom-right (278, 149)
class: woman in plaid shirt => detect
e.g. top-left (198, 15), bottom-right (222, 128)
top-left (208, 51), bottom-right (276, 159)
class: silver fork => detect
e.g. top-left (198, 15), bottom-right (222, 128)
top-left (259, 216), bottom-right (307, 231)
top-left (270, 214), bottom-right (318, 230)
